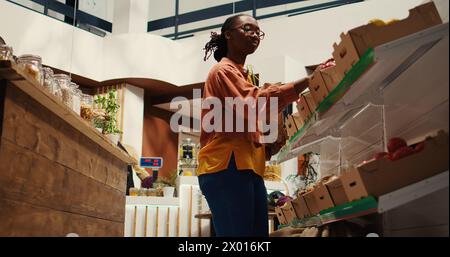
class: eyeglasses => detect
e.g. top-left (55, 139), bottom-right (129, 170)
top-left (231, 24), bottom-right (265, 40)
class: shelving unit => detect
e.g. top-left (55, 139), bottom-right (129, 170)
top-left (281, 196), bottom-right (377, 229)
top-left (378, 170), bottom-right (449, 213)
top-left (277, 22), bottom-right (449, 164)
top-left (281, 170), bottom-right (449, 230)
top-left (275, 23), bottom-right (449, 236)
top-left (0, 61), bottom-right (137, 165)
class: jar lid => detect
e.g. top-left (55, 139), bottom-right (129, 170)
top-left (43, 67), bottom-right (54, 74)
top-left (17, 54), bottom-right (42, 62)
top-left (53, 73), bottom-right (70, 80)
top-left (0, 44), bottom-right (12, 51)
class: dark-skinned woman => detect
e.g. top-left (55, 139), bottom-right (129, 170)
top-left (198, 14), bottom-right (310, 237)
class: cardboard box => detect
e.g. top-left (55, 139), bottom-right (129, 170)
top-left (320, 65), bottom-right (344, 92)
top-left (291, 112), bottom-right (304, 130)
top-left (296, 96), bottom-right (312, 124)
top-left (303, 91), bottom-right (317, 113)
top-left (350, 2), bottom-right (442, 57)
top-left (332, 32), bottom-right (361, 76)
top-left (299, 91), bottom-right (317, 125)
top-left (303, 189), bottom-right (320, 215)
top-left (284, 115), bottom-right (298, 138)
top-left (291, 194), bottom-right (310, 219)
top-left (297, 155), bottom-right (307, 176)
top-left (281, 201), bottom-right (297, 224)
top-left (324, 177), bottom-right (350, 206)
top-left (313, 183), bottom-right (335, 212)
top-left (333, 2), bottom-right (442, 76)
top-left (341, 131), bottom-right (449, 201)
top-left (275, 206), bottom-right (288, 225)
top-left (308, 69), bottom-right (329, 107)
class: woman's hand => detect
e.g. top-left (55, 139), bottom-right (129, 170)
top-left (265, 126), bottom-right (288, 160)
top-left (293, 75), bottom-right (312, 96)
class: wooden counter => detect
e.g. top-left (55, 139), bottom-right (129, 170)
top-left (0, 61), bottom-right (136, 236)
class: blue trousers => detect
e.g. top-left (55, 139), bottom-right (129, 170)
top-left (198, 154), bottom-right (269, 237)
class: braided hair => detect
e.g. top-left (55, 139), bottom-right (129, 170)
top-left (203, 13), bottom-right (251, 62)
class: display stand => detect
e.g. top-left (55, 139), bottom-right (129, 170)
top-left (274, 23), bottom-right (449, 236)
top-left (278, 23), bottom-right (449, 164)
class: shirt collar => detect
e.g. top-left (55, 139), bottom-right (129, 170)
top-left (221, 57), bottom-right (247, 76)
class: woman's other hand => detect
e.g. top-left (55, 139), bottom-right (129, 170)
top-left (293, 75), bottom-right (312, 96)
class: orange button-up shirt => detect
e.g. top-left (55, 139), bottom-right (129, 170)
top-left (197, 57), bottom-right (299, 177)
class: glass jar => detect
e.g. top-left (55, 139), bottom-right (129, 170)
top-left (180, 138), bottom-right (196, 166)
top-left (80, 93), bottom-right (94, 121)
top-left (129, 188), bottom-right (138, 196)
top-left (16, 54), bottom-right (43, 85)
top-left (0, 44), bottom-right (13, 61)
top-left (138, 188), bottom-right (148, 196)
top-left (70, 83), bottom-right (81, 115)
top-left (147, 188), bottom-right (158, 197)
top-left (53, 74), bottom-right (72, 108)
top-left (52, 80), bottom-right (63, 101)
top-left (81, 93), bottom-right (94, 106)
top-left (42, 67), bottom-right (55, 93)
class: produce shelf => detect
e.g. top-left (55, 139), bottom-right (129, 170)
top-left (277, 171), bottom-right (449, 230)
top-left (378, 170), bottom-right (449, 213)
top-left (319, 196), bottom-right (378, 226)
top-left (278, 196), bottom-right (377, 230)
top-left (316, 48), bottom-right (375, 114)
top-left (277, 23), bottom-right (449, 164)
top-left (278, 48), bottom-right (375, 163)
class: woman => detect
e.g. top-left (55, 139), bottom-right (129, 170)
top-left (198, 13), bottom-right (310, 237)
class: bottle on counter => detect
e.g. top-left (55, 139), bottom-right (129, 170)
top-left (16, 54), bottom-right (43, 85)
top-left (0, 44), bottom-right (13, 61)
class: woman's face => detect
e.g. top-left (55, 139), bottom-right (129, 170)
top-left (225, 15), bottom-right (263, 56)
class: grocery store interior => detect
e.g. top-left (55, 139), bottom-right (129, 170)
top-left (0, 0), bottom-right (448, 237)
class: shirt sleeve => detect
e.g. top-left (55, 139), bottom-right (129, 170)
top-left (213, 65), bottom-right (299, 112)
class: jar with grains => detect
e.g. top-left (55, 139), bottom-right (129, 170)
top-left (42, 67), bottom-right (55, 94)
top-left (16, 54), bottom-right (43, 85)
top-left (53, 74), bottom-right (72, 108)
top-left (0, 44), bottom-right (13, 61)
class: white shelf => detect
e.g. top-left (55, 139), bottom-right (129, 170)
top-left (278, 23), bottom-right (449, 164)
top-left (125, 196), bottom-right (179, 206)
top-left (176, 175), bottom-right (199, 186)
top-left (378, 171), bottom-right (449, 213)
top-left (264, 180), bottom-right (287, 192)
